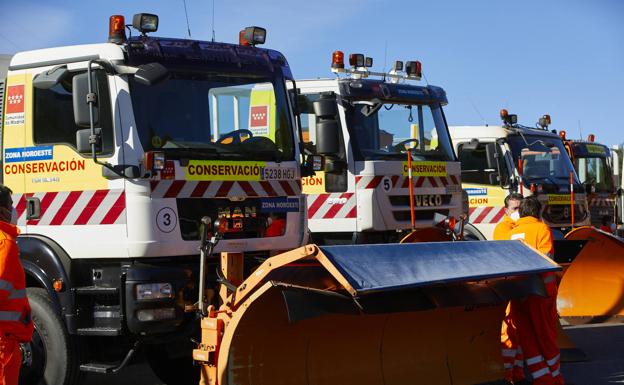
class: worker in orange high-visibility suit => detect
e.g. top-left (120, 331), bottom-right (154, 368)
top-left (509, 196), bottom-right (562, 385)
top-left (0, 184), bottom-right (33, 385)
top-left (493, 193), bottom-right (528, 384)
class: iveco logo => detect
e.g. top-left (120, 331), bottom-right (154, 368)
top-left (327, 197), bottom-right (347, 205)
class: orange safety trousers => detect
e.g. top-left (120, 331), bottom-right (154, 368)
top-left (512, 293), bottom-right (563, 385)
top-left (0, 337), bottom-right (20, 385)
top-left (501, 303), bottom-right (525, 382)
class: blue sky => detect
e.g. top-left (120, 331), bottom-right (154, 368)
top-left (2, 0), bottom-right (623, 146)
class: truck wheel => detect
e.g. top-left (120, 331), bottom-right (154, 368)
top-left (19, 288), bottom-right (82, 385)
top-left (146, 344), bottom-right (199, 385)
top-left (463, 223), bottom-right (487, 241)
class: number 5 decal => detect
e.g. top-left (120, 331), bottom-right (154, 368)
top-left (382, 176), bottom-right (392, 192)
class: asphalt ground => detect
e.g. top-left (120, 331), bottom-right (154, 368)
top-left (561, 323), bottom-right (624, 385)
top-left (80, 323), bottom-right (624, 385)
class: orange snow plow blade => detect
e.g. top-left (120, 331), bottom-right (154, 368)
top-left (558, 226), bottom-right (624, 324)
top-left (194, 241), bottom-right (559, 385)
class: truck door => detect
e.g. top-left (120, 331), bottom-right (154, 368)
top-left (24, 68), bottom-right (121, 233)
top-left (299, 92), bottom-right (355, 231)
top-left (457, 141), bottom-right (510, 238)
top-left (2, 72), bottom-right (27, 225)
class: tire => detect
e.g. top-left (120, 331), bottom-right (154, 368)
top-left (19, 288), bottom-right (82, 385)
top-left (146, 344), bottom-right (199, 385)
top-left (463, 223), bottom-right (487, 241)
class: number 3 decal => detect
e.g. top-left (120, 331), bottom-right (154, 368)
top-left (157, 207), bottom-right (177, 233)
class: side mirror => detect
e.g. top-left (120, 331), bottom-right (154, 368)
top-left (488, 172), bottom-right (499, 186)
top-left (313, 98), bottom-right (340, 156)
top-left (310, 155), bottom-right (324, 172)
top-left (134, 63), bottom-right (169, 86)
top-left (72, 72), bottom-right (99, 127)
top-left (461, 138), bottom-right (480, 151)
top-left (584, 183), bottom-right (595, 194)
top-left (33, 66), bottom-right (69, 89)
top-left (485, 143), bottom-right (498, 170)
top-left (76, 128), bottom-right (102, 154)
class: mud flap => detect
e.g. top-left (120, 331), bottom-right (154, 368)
top-left (558, 226), bottom-right (624, 324)
top-left (195, 241), bottom-right (559, 385)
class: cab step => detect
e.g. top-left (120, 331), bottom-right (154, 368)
top-left (74, 286), bottom-right (119, 295)
top-left (76, 327), bottom-right (122, 336)
top-left (79, 341), bottom-right (142, 374)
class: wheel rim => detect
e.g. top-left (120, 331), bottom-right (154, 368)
top-left (19, 324), bottom-right (47, 383)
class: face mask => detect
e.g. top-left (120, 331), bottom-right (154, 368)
top-left (510, 211), bottom-right (520, 221)
top-left (10, 207), bottom-right (17, 225)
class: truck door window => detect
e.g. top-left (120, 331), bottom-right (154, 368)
top-left (458, 143), bottom-right (508, 185)
top-left (34, 70), bottom-right (114, 154)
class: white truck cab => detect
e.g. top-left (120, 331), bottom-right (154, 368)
top-left (297, 53), bottom-right (465, 244)
top-left (2, 14), bottom-right (305, 385)
top-left (449, 112), bottom-right (590, 240)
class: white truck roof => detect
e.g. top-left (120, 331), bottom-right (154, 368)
top-left (449, 125), bottom-right (560, 142)
top-left (9, 43), bottom-right (125, 71)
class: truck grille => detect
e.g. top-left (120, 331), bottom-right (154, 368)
top-left (389, 194), bottom-right (452, 222)
top-left (542, 204), bottom-right (587, 224)
top-left (176, 198), bottom-right (272, 240)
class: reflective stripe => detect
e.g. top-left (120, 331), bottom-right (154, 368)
top-left (551, 367), bottom-right (560, 377)
top-left (7, 288), bottom-right (26, 299)
top-left (0, 279), bottom-right (14, 292)
top-left (0, 311), bottom-right (21, 321)
top-left (531, 367), bottom-right (550, 379)
top-left (546, 354), bottom-right (560, 366)
top-left (526, 355), bottom-right (544, 365)
top-left (504, 363), bottom-right (513, 369)
top-left (514, 359), bottom-right (524, 367)
top-left (502, 349), bottom-right (516, 357)
top-left (543, 275), bottom-right (556, 284)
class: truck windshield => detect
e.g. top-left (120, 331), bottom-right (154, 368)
top-left (576, 156), bottom-right (613, 192)
top-left (129, 72), bottom-right (294, 161)
top-left (345, 102), bottom-right (455, 161)
top-left (506, 135), bottom-right (580, 186)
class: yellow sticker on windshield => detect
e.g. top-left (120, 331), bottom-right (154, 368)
top-left (548, 194), bottom-right (572, 205)
top-left (186, 160), bottom-right (266, 181)
top-left (402, 161), bottom-right (447, 176)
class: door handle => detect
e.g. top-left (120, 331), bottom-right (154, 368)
top-left (26, 197), bottom-right (40, 220)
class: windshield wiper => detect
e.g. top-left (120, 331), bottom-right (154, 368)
top-left (524, 176), bottom-right (560, 186)
top-left (161, 148), bottom-right (221, 160)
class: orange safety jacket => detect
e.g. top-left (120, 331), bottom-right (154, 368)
top-left (508, 216), bottom-right (557, 297)
top-left (493, 215), bottom-right (515, 240)
top-left (0, 221), bottom-right (33, 342)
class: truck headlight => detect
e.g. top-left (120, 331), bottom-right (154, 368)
top-left (136, 308), bottom-right (176, 322)
top-left (136, 283), bottom-right (174, 300)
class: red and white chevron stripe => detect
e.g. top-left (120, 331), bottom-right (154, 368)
top-left (469, 206), bottom-right (506, 224)
top-left (13, 189), bottom-right (126, 226)
top-left (307, 193), bottom-right (356, 220)
top-left (150, 180), bottom-right (301, 198)
top-left (355, 175), bottom-right (460, 189)
top-left (589, 197), bottom-right (615, 207)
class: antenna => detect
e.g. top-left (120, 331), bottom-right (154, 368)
top-left (211, 0), bottom-right (216, 42)
top-left (182, 0), bottom-right (192, 38)
top-left (578, 120), bottom-right (582, 139)
top-left (383, 40), bottom-right (388, 73)
top-left (468, 97), bottom-right (488, 126)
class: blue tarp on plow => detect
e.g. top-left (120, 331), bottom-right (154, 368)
top-left (319, 240), bottom-right (560, 295)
